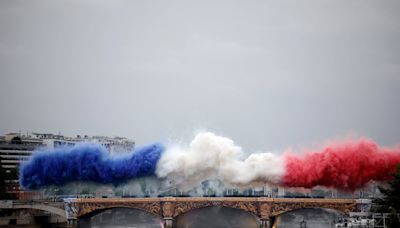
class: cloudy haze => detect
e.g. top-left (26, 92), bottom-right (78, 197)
top-left (1, 0), bottom-right (399, 151)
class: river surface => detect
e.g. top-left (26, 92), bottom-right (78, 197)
top-left (274, 208), bottom-right (342, 228)
top-left (176, 206), bottom-right (260, 228)
top-left (77, 208), bottom-right (163, 228)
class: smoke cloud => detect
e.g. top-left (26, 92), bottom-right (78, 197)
top-left (20, 143), bottom-right (164, 189)
top-left (282, 139), bottom-right (400, 191)
top-left (19, 132), bottom-right (400, 192)
top-left (155, 132), bottom-right (285, 190)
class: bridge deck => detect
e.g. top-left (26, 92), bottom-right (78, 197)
top-left (71, 197), bottom-right (356, 204)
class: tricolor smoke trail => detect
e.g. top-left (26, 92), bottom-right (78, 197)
top-left (20, 132), bottom-right (400, 191)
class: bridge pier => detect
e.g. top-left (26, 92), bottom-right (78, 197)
top-left (260, 218), bottom-right (271, 228)
top-left (164, 217), bottom-right (174, 228)
top-left (67, 219), bottom-right (77, 228)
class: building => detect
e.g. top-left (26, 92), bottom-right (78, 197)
top-left (0, 133), bottom-right (43, 172)
top-left (0, 132), bottom-right (135, 199)
top-left (0, 133), bottom-right (45, 199)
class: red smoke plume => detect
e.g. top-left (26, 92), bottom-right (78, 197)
top-left (282, 139), bottom-right (400, 191)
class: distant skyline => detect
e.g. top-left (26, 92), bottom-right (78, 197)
top-left (1, 0), bottom-right (400, 152)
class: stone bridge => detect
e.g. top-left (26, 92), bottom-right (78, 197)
top-left (64, 197), bottom-right (360, 227)
top-left (1, 198), bottom-right (366, 227)
top-left (0, 200), bottom-right (65, 216)
top-left (0, 200), bottom-right (67, 224)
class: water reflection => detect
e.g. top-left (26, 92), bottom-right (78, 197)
top-left (77, 208), bottom-right (163, 228)
top-left (275, 208), bottom-right (342, 228)
top-left (176, 206), bottom-right (259, 228)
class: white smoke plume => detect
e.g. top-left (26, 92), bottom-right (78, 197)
top-left (156, 132), bottom-right (284, 190)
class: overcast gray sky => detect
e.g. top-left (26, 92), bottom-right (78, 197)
top-left (1, 0), bottom-right (399, 151)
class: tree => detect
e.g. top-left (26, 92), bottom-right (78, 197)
top-left (388, 207), bottom-right (400, 228)
top-left (376, 164), bottom-right (400, 211)
top-left (374, 164), bottom-right (400, 228)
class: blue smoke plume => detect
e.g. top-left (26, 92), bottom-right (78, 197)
top-left (19, 143), bottom-right (165, 190)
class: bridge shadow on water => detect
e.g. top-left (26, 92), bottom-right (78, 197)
top-left (76, 206), bottom-right (260, 228)
top-left (77, 208), bottom-right (163, 228)
top-left (274, 208), bottom-right (343, 228)
top-left (176, 206), bottom-right (260, 228)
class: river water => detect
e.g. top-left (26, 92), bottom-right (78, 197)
top-left (274, 208), bottom-right (342, 227)
top-left (77, 208), bottom-right (163, 228)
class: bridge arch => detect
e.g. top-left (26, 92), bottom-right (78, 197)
top-left (270, 202), bottom-right (355, 217)
top-left (175, 206), bottom-right (261, 228)
top-left (76, 202), bottom-right (162, 219)
top-left (174, 205), bottom-right (258, 218)
top-left (273, 207), bottom-right (345, 228)
top-left (171, 201), bottom-right (259, 218)
top-left (77, 207), bottom-right (165, 228)
top-left (78, 205), bottom-right (162, 219)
